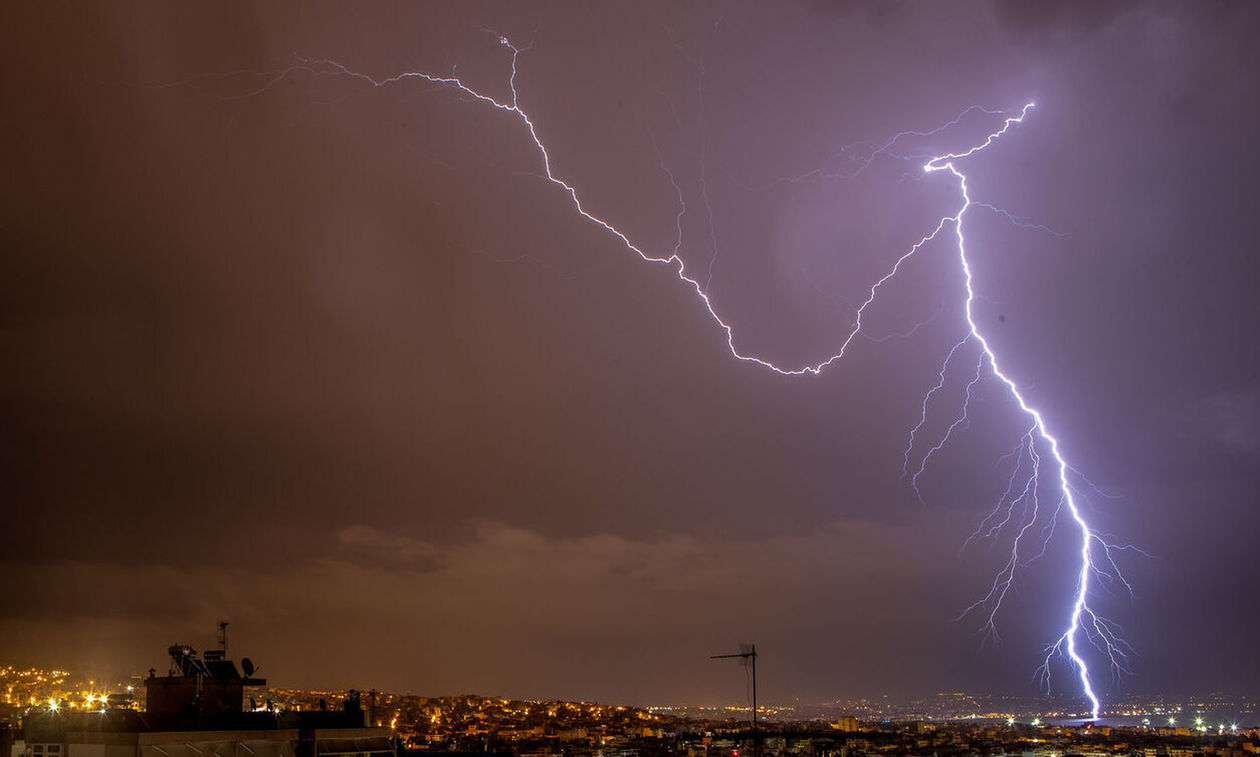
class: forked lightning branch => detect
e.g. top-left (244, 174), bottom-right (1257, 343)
top-left (241, 33), bottom-right (1133, 718)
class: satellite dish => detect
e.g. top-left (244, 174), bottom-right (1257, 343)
top-left (241, 658), bottom-right (255, 677)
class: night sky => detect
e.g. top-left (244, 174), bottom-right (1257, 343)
top-left (3, 2), bottom-right (1258, 708)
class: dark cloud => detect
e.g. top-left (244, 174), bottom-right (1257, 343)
top-left (1182, 388), bottom-right (1260, 457)
top-left (988, 0), bottom-right (1144, 37)
top-left (2, 0), bottom-right (1258, 704)
top-left (0, 516), bottom-right (969, 702)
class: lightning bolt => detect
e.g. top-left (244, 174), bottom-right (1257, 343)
top-left (913, 107), bottom-right (1133, 718)
top-left (236, 33), bottom-right (1130, 718)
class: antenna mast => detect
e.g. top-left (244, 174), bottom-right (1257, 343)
top-left (711, 644), bottom-right (758, 757)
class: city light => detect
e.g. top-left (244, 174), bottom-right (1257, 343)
top-left (4, 661), bottom-right (1259, 754)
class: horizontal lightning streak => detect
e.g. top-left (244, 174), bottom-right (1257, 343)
top-left (264, 41), bottom-right (950, 376)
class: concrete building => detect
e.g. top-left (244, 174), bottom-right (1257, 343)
top-left (18, 640), bottom-right (392, 757)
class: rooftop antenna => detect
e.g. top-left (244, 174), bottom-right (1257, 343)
top-left (218, 621), bottom-right (229, 657)
top-left (711, 644), bottom-right (758, 756)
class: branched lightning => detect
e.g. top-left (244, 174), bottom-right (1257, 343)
top-left (237, 38), bottom-right (945, 376)
top-left (237, 34), bottom-right (1131, 718)
top-left (917, 105), bottom-right (1132, 717)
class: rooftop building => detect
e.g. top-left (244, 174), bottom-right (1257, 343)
top-left (14, 630), bottom-right (393, 757)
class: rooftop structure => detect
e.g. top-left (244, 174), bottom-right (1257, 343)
top-left (15, 628), bottom-right (393, 757)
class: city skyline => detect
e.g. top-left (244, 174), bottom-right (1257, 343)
top-left (2, 2), bottom-right (1258, 708)
top-left (5, 657), bottom-right (1257, 757)
top-left (3, 659), bottom-right (1258, 729)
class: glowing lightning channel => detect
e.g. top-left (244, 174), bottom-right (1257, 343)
top-left (249, 37), bottom-right (945, 376)
top-left (921, 104), bottom-right (1130, 719)
top-left (238, 35), bottom-right (1129, 718)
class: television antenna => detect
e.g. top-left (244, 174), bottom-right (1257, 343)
top-left (711, 644), bottom-right (758, 756)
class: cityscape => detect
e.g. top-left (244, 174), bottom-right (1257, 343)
top-left (2, 654), bottom-right (1257, 757)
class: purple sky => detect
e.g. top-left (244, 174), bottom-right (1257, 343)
top-left (2, 2), bottom-right (1258, 708)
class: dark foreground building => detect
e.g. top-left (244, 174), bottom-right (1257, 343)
top-left (18, 640), bottom-right (393, 757)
